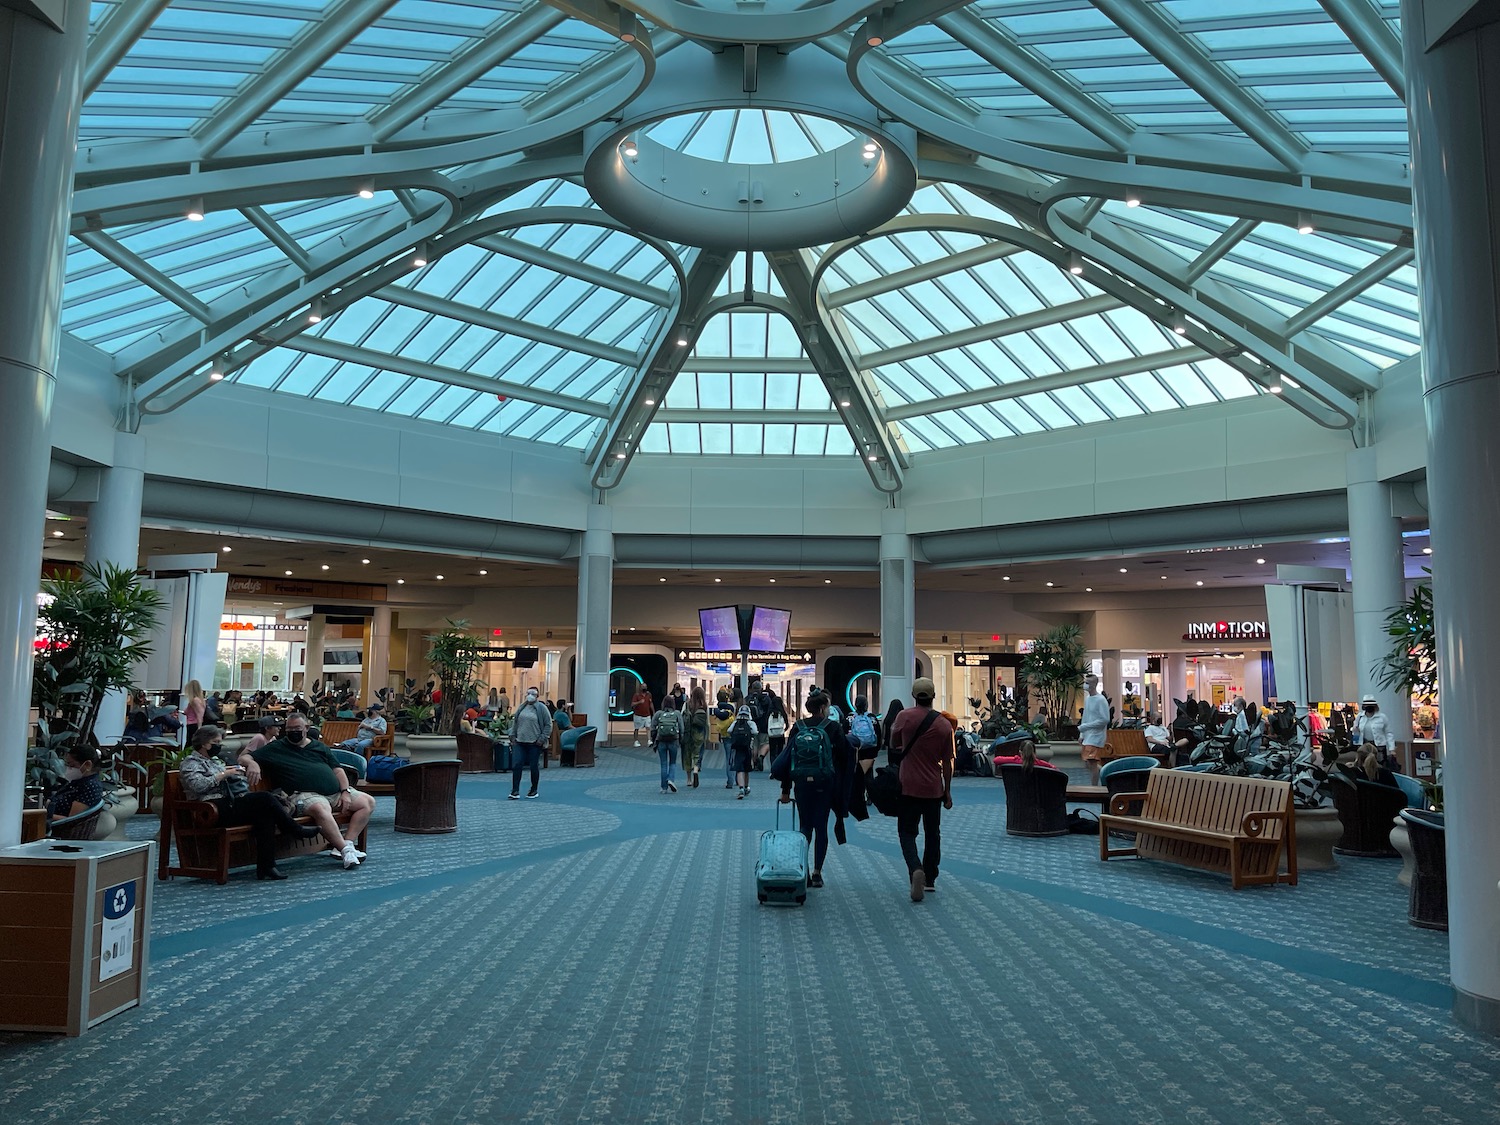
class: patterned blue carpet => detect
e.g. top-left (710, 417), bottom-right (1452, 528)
top-left (2, 747), bottom-right (1495, 1125)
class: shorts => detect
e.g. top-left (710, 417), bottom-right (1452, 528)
top-left (633, 714), bottom-right (652, 731)
top-left (292, 791), bottom-right (335, 816)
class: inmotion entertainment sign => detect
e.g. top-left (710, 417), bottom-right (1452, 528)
top-left (1182, 620), bottom-right (1270, 642)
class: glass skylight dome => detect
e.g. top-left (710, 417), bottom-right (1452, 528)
top-left (68, 0), bottom-right (1416, 491)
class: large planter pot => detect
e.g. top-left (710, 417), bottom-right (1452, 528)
top-left (93, 787), bottom-right (139, 842)
top-left (1390, 817), bottom-right (1415, 887)
top-left (1043, 740), bottom-right (1082, 771)
top-left (1289, 806), bottom-right (1341, 873)
top-left (404, 734), bottom-right (459, 764)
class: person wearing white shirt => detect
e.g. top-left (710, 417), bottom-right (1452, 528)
top-left (1142, 715), bottom-right (1173, 758)
top-left (1354, 695), bottom-right (1395, 766)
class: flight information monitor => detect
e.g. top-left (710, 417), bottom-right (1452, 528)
top-left (698, 605), bottom-right (741, 651)
top-left (748, 606), bottom-right (791, 653)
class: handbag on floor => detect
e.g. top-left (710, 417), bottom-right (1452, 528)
top-left (366, 755), bottom-right (410, 784)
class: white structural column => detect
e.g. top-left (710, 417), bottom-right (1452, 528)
top-left (0, 1), bottom-right (88, 847)
top-left (368, 605), bottom-right (392, 704)
top-left (575, 505), bottom-right (614, 743)
top-left (1401, 0), bottom-right (1500, 1035)
top-left (1168, 653), bottom-right (1189, 712)
top-left (303, 614), bottom-right (326, 695)
top-left (84, 431), bottom-right (147, 744)
top-left (1346, 447), bottom-right (1411, 751)
top-left (1100, 650), bottom-right (1122, 714)
top-left (879, 508), bottom-right (915, 710)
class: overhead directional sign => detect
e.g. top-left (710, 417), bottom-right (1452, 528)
top-left (463, 645), bottom-right (540, 664)
top-left (954, 652), bottom-right (1023, 668)
top-left (676, 649), bottom-right (814, 664)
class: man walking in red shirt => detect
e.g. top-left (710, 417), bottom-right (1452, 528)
top-left (889, 677), bottom-right (954, 903)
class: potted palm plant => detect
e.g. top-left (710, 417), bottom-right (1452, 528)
top-left (30, 562), bottom-right (165, 835)
top-left (1020, 625), bottom-right (1088, 742)
top-left (405, 619), bottom-right (486, 763)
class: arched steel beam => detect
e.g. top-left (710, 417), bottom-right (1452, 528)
top-left (812, 211), bottom-right (1359, 431)
top-left (136, 203), bottom-right (685, 421)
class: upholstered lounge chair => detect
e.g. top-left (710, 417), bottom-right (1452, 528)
top-left (999, 763), bottom-right (1069, 837)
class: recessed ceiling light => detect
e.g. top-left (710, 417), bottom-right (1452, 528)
top-left (1002, 576), bottom-right (1010, 581)
top-left (1196, 580), bottom-right (1204, 586)
top-left (1119, 568), bottom-right (1128, 573)
top-left (1160, 575), bottom-right (1167, 580)
top-left (1422, 547), bottom-right (1432, 555)
top-left (396, 578), bottom-right (405, 584)
top-left (435, 574), bottom-right (444, 580)
top-left (629, 626), bottom-right (636, 631)
top-left (361, 558), bottom-right (370, 564)
top-left (51, 530), bottom-right (64, 538)
top-left (221, 545), bottom-right (232, 553)
top-left (284, 570), bottom-right (293, 576)
top-left (824, 579), bottom-right (831, 584)
top-left (1256, 557), bottom-right (1266, 564)
top-left (321, 564), bottom-right (330, 571)
top-left (479, 569), bottom-right (488, 575)
top-left (714, 578), bottom-right (721, 583)
top-left (1045, 581), bottom-right (1054, 587)
top-left (769, 578), bottom-right (776, 583)
top-left (1085, 587), bottom-right (1093, 592)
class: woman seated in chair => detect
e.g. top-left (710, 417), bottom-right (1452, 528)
top-left (47, 746), bottom-right (104, 822)
top-left (178, 726), bottom-right (320, 881)
top-left (993, 738), bottom-right (1057, 773)
top-left (1342, 745), bottom-right (1399, 789)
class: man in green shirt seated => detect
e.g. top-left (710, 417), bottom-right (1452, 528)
top-left (239, 712), bottom-right (374, 870)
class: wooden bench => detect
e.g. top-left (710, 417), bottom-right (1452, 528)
top-left (1105, 727), bottom-right (1173, 766)
top-left (317, 721), bottom-right (394, 757)
top-left (157, 771), bottom-right (369, 885)
top-left (1098, 769), bottom-right (1297, 889)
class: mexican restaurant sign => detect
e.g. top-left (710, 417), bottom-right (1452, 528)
top-left (1183, 620), bottom-right (1270, 642)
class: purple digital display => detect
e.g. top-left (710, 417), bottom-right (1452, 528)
top-left (699, 605), bottom-right (741, 651)
top-left (749, 606), bottom-right (791, 653)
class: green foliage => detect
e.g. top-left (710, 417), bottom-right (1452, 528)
top-left (967, 687), bottom-right (1048, 743)
top-left (426, 618), bottom-right (489, 738)
top-left (398, 702), bottom-right (436, 735)
top-left (1376, 578), bottom-right (1436, 701)
top-left (1019, 624), bottom-right (1089, 734)
top-left (32, 562), bottom-right (165, 755)
top-left (148, 745), bottom-right (194, 797)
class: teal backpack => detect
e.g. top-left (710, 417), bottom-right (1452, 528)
top-left (788, 720), bottom-right (835, 783)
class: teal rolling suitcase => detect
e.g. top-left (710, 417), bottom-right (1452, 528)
top-left (756, 802), bottom-right (808, 906)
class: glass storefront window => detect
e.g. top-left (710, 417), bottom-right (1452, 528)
top-left (217, 616), bottom-right (293, 693)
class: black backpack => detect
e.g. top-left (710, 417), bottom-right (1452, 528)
top-left (730, 719), bottom-right (754, 752)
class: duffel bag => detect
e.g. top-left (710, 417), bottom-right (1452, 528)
top-left (366, 755), bottom-right (410, 784)
top-left (865, 764), bottom-right (902, 818)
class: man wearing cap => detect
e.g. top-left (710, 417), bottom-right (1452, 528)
top-left (338, 702), bottom-right (387, 755)
top-left (1354, 695), bottom-right (1395, 767)
top-left (889, 678), bottom-right (955, 902)
top-left (728, 704), bottom-right (759, 798)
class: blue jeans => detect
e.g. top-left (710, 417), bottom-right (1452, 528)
top-left (657, 740), bottom-right (678, 788)
top-left (340, 738), bottom-right (373, 754)
top-left (511, 742), bottom-right (543, 794)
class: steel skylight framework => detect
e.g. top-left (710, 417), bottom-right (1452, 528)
top-left (66, 0), bottom-right (1416, 490)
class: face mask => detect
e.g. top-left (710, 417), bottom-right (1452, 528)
top-left (527, 694), bottom-right (538, 704)
top-left (63, 766), bottom-right (83, 781)
top-left (288, 729), bottom-right (307, 742)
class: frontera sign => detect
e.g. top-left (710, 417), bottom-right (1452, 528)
top-left (1183, 620), bottom-right (1270, 642)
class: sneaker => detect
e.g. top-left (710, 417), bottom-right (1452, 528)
top-left (737, 788), bottom-right (746, 800)
top-left (725, 781), bottom-right (734, 790)
top-left (910, 868), bottom-right (925, 902)
top-left (691, 771), bottom-right (699, 789)
top-left (924, 881), bottom-right (938, 893)
top-left (661, 787), bottom-right (669, 794)
top-left (809, 872), bottom-right (824, 889)
top-left (667, 780), bottom-right (677, 793)
top-left (526, 790), bottom-right (539, 799)
top-left (342, 844), bottom-right (361, 870)
top-left (509, 792), bottom-right (520, 800)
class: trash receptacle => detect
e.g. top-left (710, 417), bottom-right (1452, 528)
top-left (0, 838), bottom-right (155, 1035)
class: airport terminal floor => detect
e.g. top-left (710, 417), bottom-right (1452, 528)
top-left (2, 748), bottom-right (1493, 1125)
